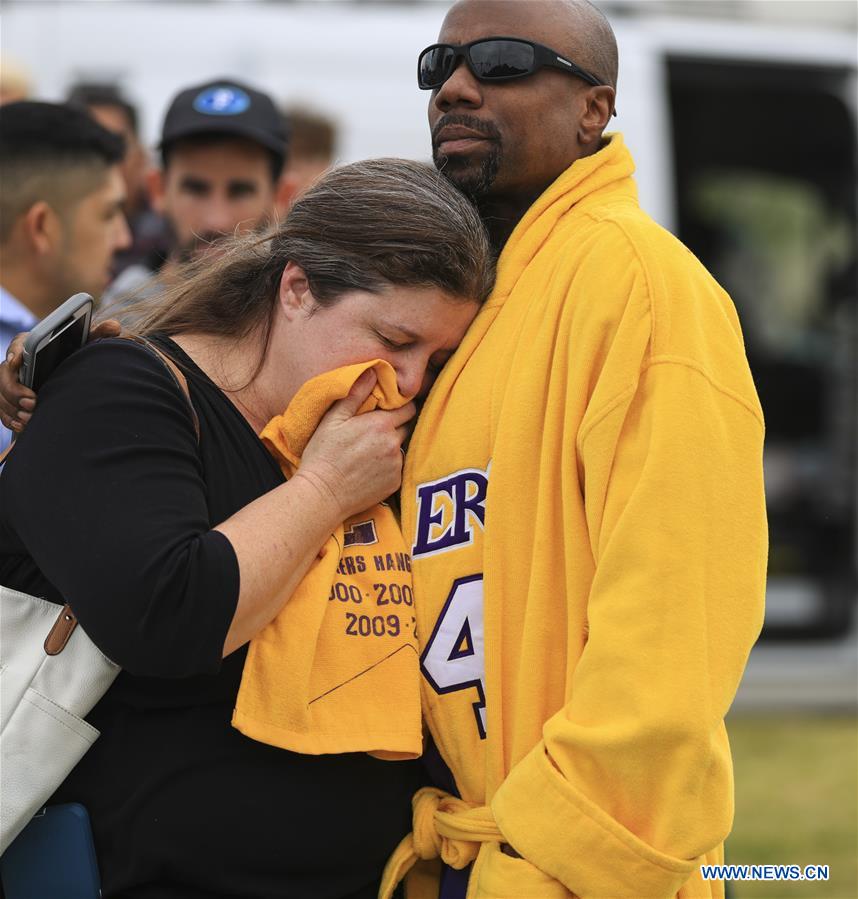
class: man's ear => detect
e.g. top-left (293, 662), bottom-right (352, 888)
top-left (147, 167), bottom-right (166, 213)
top-left (278, 260), bottom-right (313, 320)
top-left (22, 201), bottom-right (62, 257)
top-left (577, 85), bottom-right (615, 148)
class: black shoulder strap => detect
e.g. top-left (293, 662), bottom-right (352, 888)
top-left (122, 335), bottom-right (200, 443)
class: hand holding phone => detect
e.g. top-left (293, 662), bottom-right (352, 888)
top-left (19, 293), bottom-right (93, 391)
top-left (1, 315), bottom-right (122, 437)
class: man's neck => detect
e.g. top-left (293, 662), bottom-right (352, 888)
top-left (477, 140), bottom-right (607, 255)
top-left (0, 263), bottom-right (53, 321)
top-left (476, 186), bottom-right (544, 258)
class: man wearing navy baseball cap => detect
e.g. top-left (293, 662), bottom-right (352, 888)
top-left (106, 78), bottom-right (290, 304)
top-left (160, 79), bottom-right (288, 164)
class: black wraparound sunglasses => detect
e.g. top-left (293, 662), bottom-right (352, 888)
top-left (418, 36), bottom-right (617, 116)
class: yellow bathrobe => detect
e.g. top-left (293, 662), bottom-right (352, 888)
top-left (383, 134), bottom-right (767, 898)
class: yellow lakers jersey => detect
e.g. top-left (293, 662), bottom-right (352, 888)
top-left (403, 299), bottom-right (504, 802)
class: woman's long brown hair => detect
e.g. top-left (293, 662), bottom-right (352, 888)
top-left (115, 158), bottom-right (494, 382)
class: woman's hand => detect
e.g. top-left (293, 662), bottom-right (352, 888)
top-left (0, 333), bottom-right (35, 433)
top-left (0, 320), bottom-right (122, 432)
top-left (217, 368), bottom-right (416, 656)
top-left (296, 369), bottom-right (417, 521)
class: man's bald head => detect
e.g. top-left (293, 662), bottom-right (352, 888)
top-left (446, 0), bottom-right (618, 90)
top-left (560, 0), bottom-right (618, 91)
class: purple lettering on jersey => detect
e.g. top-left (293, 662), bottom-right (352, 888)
top-left (447, 617), bottom-right (474, 660)
top-left (412, 466), bottom-right (489, 558)
top-left (343, 519), bottom-right (378, 547)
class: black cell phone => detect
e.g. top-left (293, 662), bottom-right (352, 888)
top-left (19, 293), bottom-right (93, 391)
top-left (0, 803), bottom-right (101, 898)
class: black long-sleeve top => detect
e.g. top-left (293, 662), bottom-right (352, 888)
top-left (0, 338), bottom-right (424, 899)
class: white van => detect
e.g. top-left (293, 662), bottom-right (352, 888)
top-left (613, 13), bottom-right (857, 636)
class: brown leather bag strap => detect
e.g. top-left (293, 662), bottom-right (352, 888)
top-left (122, 334), bottom-right (200, 443)
top-left (44, 604), bottom-right (78, 655)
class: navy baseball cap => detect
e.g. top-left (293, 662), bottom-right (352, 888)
top-left (159, 78), bottom-right (288, 162)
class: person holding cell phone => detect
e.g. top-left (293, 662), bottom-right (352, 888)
top-left (0, 101), bottom-right (131, 454)
top-left (0, 159), bottom-right (493, 898)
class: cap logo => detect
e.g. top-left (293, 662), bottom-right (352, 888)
top-left (193, 86), bottom-right (251, 116)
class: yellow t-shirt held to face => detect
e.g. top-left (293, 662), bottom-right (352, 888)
top-left (233, 360), bottom-right (422, 760)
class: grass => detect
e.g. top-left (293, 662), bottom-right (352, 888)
top-left (726, 714), bottom-right (858, 899)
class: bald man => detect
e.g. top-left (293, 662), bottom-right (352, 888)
top-left (391, 2), bottom-right (768, 897)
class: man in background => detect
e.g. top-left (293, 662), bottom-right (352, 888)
top-left (277, 104), bottom-right (338, 212)
top-left (0, 59), bottom-right (31, 106)
top-left (0, 100), bottom-right (130, 451)
top-left (67, 82), bottom-right (169, 278)
top-left (105, 78), bottom-right (289, 305)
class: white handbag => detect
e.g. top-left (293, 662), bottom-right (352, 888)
top-left (0, 585), bottom-right (120, 854)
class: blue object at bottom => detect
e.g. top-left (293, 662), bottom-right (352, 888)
top-left (0, 803), bottom-right (101, 899)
